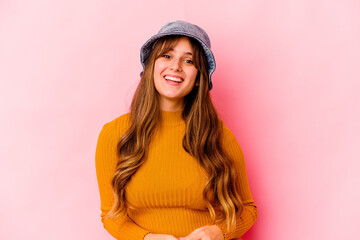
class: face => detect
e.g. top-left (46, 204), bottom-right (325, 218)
top-left (153, 37), bottom-right (198, 111)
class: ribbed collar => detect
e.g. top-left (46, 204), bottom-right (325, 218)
top-left (160, 110), bottom-right (184, 126)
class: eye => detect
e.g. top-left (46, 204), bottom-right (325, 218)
top-left (184, 59), bottom-right (194, 64)
top-left (162, 54), bottom-right (171, 59)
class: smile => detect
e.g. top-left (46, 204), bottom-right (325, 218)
top-left (164, 75), bottom-right (183, 83)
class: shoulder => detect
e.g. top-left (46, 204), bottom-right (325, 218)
top-left (103, 112), bottom-right (131, 131)
top-left (220, 120), bottom-right (239, 145)
top-left (220, 120), bottom-right (246, 162)
top-left (98, 113), bottom-right (131, 142)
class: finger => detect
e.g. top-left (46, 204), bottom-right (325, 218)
top-left (180, 226), bottom-right (210, 240)
top-left (188, 226), bottom-right (206, 236)
top-left (180, 230), bottom-right (205, 240)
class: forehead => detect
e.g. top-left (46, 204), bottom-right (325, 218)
top-left (160, 36), bottom-right (194, 53)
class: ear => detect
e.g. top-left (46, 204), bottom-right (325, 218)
top-left (195, 72), bottom-right (200, 86)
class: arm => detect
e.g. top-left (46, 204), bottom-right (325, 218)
top-left (216, 125), bottom-right (258, 239)
top-left (95, 120), bottom-right (151, 240)
top-left (177, 125), bottom-right (257, 240)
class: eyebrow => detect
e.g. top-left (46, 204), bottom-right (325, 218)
top-left (168, 48), bottom-right (193, 56)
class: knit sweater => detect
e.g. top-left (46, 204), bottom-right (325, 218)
top-left (95, 110), bottom-right (257, 240)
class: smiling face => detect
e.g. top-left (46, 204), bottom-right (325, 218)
top-left (153, 37), bottom-right (199, 111)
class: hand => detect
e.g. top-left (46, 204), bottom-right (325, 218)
top-left (144, 233), bottom-right (179, 240)
top-left (179, 225), bottom-right (224, 240)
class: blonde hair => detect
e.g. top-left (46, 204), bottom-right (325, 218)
top-left (105, 36), bottom-right (243, 232)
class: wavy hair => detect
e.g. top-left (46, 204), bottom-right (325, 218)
top-left (105, 36), bottom-right (244, 232)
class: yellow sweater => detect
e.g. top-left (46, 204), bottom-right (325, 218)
top-left (95, 110), bottom-right (257, 240)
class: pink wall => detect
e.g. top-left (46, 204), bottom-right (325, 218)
top-left (1, 0), bottom-right (359, 239)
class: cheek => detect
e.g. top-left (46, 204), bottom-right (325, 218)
top-left (153, 60), bottom-right (164, 90)
top-left (154, 59), bottom-right (166, 74)
top-left (189, 69), bottom-right (198, 83)
top-left (153, 61), bottom-right (161, 83)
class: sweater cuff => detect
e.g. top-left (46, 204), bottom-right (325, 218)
top-left (112, 219), bottom-right (152, 240)
top-left (143, 232), bottom-right (152, 239)
top-left (215, 224), bottom-right (227, 240)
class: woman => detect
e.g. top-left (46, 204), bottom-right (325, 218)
top-left (95, 20), bottom-right (257, 240)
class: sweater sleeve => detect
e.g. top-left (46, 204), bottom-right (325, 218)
top-left (216, 125), bottom-right (258, 239)
top-left (95, 120), bottom-right (151, 240)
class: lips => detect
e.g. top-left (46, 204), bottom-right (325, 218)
top-left (163, 75), bottom-right (183, 83)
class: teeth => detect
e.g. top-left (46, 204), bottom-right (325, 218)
top-left (164, 76), bottom-right (182, 82)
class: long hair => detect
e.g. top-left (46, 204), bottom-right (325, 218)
top-left (105, 36), bottom-right (244, 232)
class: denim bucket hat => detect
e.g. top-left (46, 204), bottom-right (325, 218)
top-left (140, 20), bottom-right (216, 90)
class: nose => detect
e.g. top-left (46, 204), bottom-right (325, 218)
top-left (169, 57), bottom-right (182, 72)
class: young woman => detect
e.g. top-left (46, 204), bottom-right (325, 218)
top-left (95, 20), bottom-right (257, 240)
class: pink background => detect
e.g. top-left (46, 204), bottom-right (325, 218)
top-left (1, 0), bottom-right (359, 239)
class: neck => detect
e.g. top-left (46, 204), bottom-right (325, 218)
top-left (160, 109), bottom-right (183, 126)
top-left (158, 98), bottom-right (184, 112)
